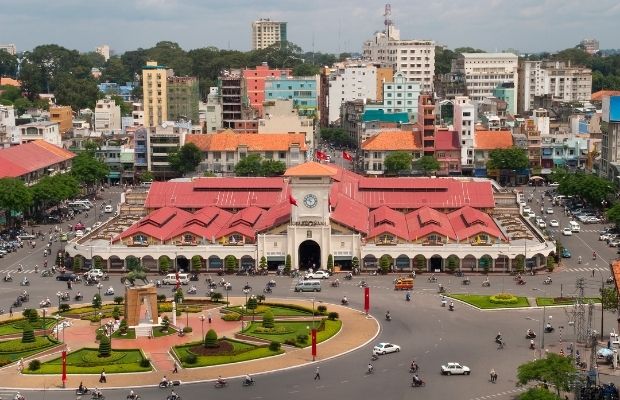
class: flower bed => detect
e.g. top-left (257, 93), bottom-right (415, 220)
top-left (25, 348), bottom-right (151, 374)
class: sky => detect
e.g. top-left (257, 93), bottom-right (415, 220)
top-left (0, 0), bottom-right (618, 55)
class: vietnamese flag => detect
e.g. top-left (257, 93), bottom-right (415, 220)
top-left (342, 151), bottom-right (353, 161)
top-left (315, 150), bottom-right (328, 160)
top-left (289, 194), bottom-right (298, 206)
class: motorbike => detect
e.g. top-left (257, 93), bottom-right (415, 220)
top-left (189, 274), bottom-right (199, 282)
top-left (331, 281), bottom-right (340, 287)
top-left (3, 276), bottom-right (13, 282)
top-left (166, 395), bottom-right (181, 400)
top-left (39, 300), bottom-right (51, 308)
top-left (91, 392), bottom-right (104, 400)
top-left (428, 276), bottom-right (437, 283)
top-left (242, 378), bottom-right (255, 387)
top-left (385, 314), bottom-right (392, 321)
top-left (158, 380), bottom-right (180, 388)
top-left (529, 341), bottom-right (536, 350)
top-left (76, 388), bottom-right (90, 395)
top-left (543, 278), bottom-right (552, 285)
top-left (438, 286), bottom-right (446, 294)
top-left (448, 303), bottom-right (454, 311)
top-left (526, 331), bottom-right (537, 339)
top-left (482, 280), bottom-right (491, 287)
top-left (607, 276), bottom-right (615, 284)
top-left (359, 281), bottom-right (367, 288)
top-left (267, 280), bottom-right (276, 287)
top-left (20, 279), bottom-right (30, 286)
top-left (544, 326), bottom-right (555, 333)
top-left (344, 274), bottom-right (353, 280)
top-left (74, 294), bottom-right (83, 301)
top-left (60, 292), bottom-right (70, 301)
top-left (214, 380), bottom-right (228, 388)
top-left (341, 298), bottom-right (349, 305)
top-left (263, 287), bottom-right (272, 294)
top-left (405, 293), bottom-right (411, 301)
top-left (411, 379), bottom-right (426, 387)
top-left (126, 394), bottom-right (140, 400)
top-left (462, 279), bottom-right (471, 285)
top-left (12, 298), bottom-right (22, 308)
top-left (104, 288), bottom-right (115, 296)
top-left (371, 353), bottom-right (379, 361)
top-left (242, 284), bottom-right (252, 291)
top-left (41, 270), bottom-right (52, 277)
top-left (208, 282), bottom-right (217, 289)
top-left (517, 279), bottom-right (526, 285)
top-left (186, 287), bottom-right (197, 295)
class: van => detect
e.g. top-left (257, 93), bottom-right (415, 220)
top-left (104, 205), bottom-right (113, 213)
top-left (570, 221), bottom-right (581, 233)
top-left (163, 273), bottom-right (190, 285)
top-left (68, 201), bottom-right (90, 210)
top-left (294, 280), bottom-right (322, 292)
top-left (74, 199), bottom-right (94, 208)
top-left (394, 278), bottom-right (414, 291)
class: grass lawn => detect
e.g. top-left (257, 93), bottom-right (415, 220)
top-left (243, 319), bottom-right (342, 347)
top-left (173, 339), bottom-right (283, 368)
top-left (226, 304), bottom-right (313, 317)
top-left (450, 294), bottom-right (531, 309)
top-left (0, 318), bottom-right (57, 336)
top-left (152, 327), bottom-right (177, 338)
top-left (536, 297), bottom-right (601, 306)
top-left (0, 336), bottom-right (59, 364)
top-left (111, 328), bottom-right (136, 339)
top-left (25, 348), bottom-right (151, 374)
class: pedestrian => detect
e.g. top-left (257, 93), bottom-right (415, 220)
top-left (592, 269), bottom-right (595, 278)
top-left (173, 361), bottom-right (178, 373)
top-left (489, 368), bottom-right (497, 383)
top-left (208, 312), bottom-right (212, 324)
top-left (99, 369), bottom-right (106, 383)
top-left (9, 307), bottom-right (13, 317)
top-left (17, 358), bottom-right (23, 372)
top-left (314, 366), bottom-right (320, 380)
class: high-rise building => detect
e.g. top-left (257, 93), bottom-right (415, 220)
top-left (243, 63), bottom-right (291, 117)
top-left (326, 62), bottom-right (378, 124)
top-left (94, 96), bottom-right (121, 135)
top-left (362, 5), bottom-right (435, 92)
top-left (265, 75), bottom-right (318, 117)
top-left (96, 44), bottom-right (110, 61)
top-left (0, 44), bottom-right (16, 55)
top-left (517, 60), bottom-right (592, 114)
top-left (453, 53), bottom-right (518, 109)
top-left (142, 61), bottom-right (170, 128)
top-left (453, 96), bottom-right (476, 171)
top-left (167, 76), bottom-right (199, 123)
top-left (251, 18), bottom-right (287, 50)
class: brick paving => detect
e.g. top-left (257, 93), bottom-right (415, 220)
top-left (0, 298), bottom-right (378, 390)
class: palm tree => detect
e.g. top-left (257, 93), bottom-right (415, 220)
top-left (120, 256), bottom-right (149, 286)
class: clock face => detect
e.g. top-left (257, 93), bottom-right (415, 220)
top-left (303, 194), bottom-right (318, 208)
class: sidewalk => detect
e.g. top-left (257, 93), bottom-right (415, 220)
top-left (0, 298), bottom-right (378, 390)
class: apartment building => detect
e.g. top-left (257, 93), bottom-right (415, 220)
top-left (264, 75), bottom-right (318, 117)
top-left (251, 18), bottom-right (287, 50)
top-left (364, 72), bottom-right (421, 122)
top-left (142, 61), bottom-right (170, 128)
top-left (132, 103), bottom-right (144, 127)
top-left (94, 97), bottom-right (122, 135)
top-left (325, 62), bottom-right (378, 124)
top-left (15, 122), bottom-right (61, 147)
top-left (243, 63), bottom-right (291, 117)
top-left (0, 105), bottom-right (16, 147)
top-left (96, 44), bottom-right (110, 61)
top-left (0, 44), bottom-right (16, 55)
top-left (600, 96), bottom-right (620, 181)
top-left (452, 53), bottom-right (518, 111)
top-left (167, 76), bottom-right (199, 123)
top-left (453, 96), bottom-right (476, 171)
top-left (146, 123), bottom-right (189, 179)
top-left (258, 100), bottom-right (315, 148)
top-left (362, 21), bottom-right (435, 92)
top-left (361, 130), bottom-right (422, 175)
top-left (49, 105), bottom-right (73, 134)
top-left (517, 60), bottom-right (592, 114)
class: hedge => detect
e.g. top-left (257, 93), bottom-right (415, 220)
top-left (489, 293), bottom-right (519, 304)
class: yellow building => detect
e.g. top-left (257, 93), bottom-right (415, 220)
top-left (376, 67), bottom-right (394, 102)
top-left (49, 105), bottom-right (73, 134)
top-left (142, 61), bottom-right (169, 127)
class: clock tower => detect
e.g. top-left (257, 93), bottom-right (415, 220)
top-left (283, 162), bottom-right (336, 269)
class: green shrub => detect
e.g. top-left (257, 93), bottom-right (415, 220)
top-left (119, 319), bottom-right (128, 334)
top-left (113, 296), bottom-right (124, 305)
top-left (210, 292), bottom-right (224, 303)
top-left (175, 309), bottom-right (181, 317)
top-left (253, 326), bottom-right (293, 334)
top-left (256, 294), bottom-right (266, 303)
top-left (157, 294), bottom-right (167, 303)
top-left (317, 305), bottom-right (327, 314)
top-left (161, 315), bottom-right (170, 332)
top-left (95, 332), bottom-right (103, 341)
top-left (22, 309), bottom-right (38, 323)
top-left (21, 323), bottom-right (34, 343)
top-left (204, 329), bottom-right (218, 348)
top-left (98, 336), bottom-right (111, 357)
top-left (327, 312), bottom-right (339, 320)
top-left (139, 358), bottom-right (151, 368)
top-left (284, 339), bottom-right (296, 346)
top-left (184, 354), bottom-right (197, 364)
top-left (112, 306), bottom-right (120, 320)
top-left (489, 293), bottom-right (519, 304)
top-left (59, 303), bottom-right (70, 313)
top-left (222, 312), bottom-right (241, 321)
top-left (182, 326), bottom-right (192, 333)
top-left (28, 359), bottom-right (41, 371)
top-left (262, 309), bottom-right (274, 328)
top-left (0, 357), bottom-right (11, 367)
top-left (269, 341), bottom-right (281, 351)
top-left (296, 333), bottom-right (309, 343)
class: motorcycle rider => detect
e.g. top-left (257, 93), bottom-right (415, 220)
top-left (160, 375), bottom-right (169, 387)
top-left (128, 389), bottom-right (136, 399)
top-left (78, 382), bottom-right (86, 394)
top-left (169, 390), bottom-right (178, 400)
top-left (217, 375), bottom-right (227, 386)
top-left (385, 311), bottom-right (391, 321)
top-left (412, 374), bottom-right (423, 386)
top-left (367, 363), bottom-right (374, 373)
top-left (527, 329), bottom-right (535, 338)
top-left (593, 251), bottom-right (597, 260)
top-left (578, 256), bottom-right (582, 264)
top-left (341, 296), bottom-right (348, 305)
top-left (530, 339), bottom-right (535, 349)
top-left (406, 291), bottom-right (411, 301)
top-left (244, 374), bottom-right (254, 385)
top-left (449, 301), bottom-right (454, 311)
top-left (410, 360), bottom-right (418, 372)
top-left (546, 322), bottom-right (553, 332)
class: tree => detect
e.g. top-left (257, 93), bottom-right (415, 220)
top-left (384, 151), bottom-right (413, 174)
top-left (293, 63), bottom-right (320, 76)
top-left (191, 255), bottom-right (202, 273)
top-left (174, 288), bottom-right (184, 303)
top-left (71, 151), bottom-right (109, 191)
top-left (320, 127), bottom-right (354, 148)
top-left (100, 56), bottom-right (132, 84)
top-left (434, 47), bottom-right (456, 75)
top-left (487, 147), bottom-right (529, 170)
top-left (0, 178), bottom-right (32, 224)
top-left (516, 353), bottom-right (576, 398)
top-left (235, 154), bottom-right (262, 176)
top-left (110, 95), bottom-right (132, 116)
top-left (558, 173), bottom-right (615, 206)
top-left (246, 296), bottom-right (258, 321)
top-left (160, 315), bottom-right (170, 332)
top-left (0, 51), bottom-right (18, 78)
top-left (168, 143), bottom-right (203, 175)
top-left (261, 159), bottom-right (287, 177)
top-left (92, 293), bottom-right (102, 309)
top-left (379, 255), bottom-right (391, 274)
top-left (517, 388), bottom-right (558, 400)
top-left (326, 254), bottom-right (334, 273)
top-left (414, 155), bottom-right (441, 176)
top-left (284, 254), bottom-right (292, 275)
top-left (607, 203), bottom-right (620, 227)
top-left (204, 328), bottom-right (218, 348)
top-left (224, 255), bottom-right (237, 273)
top-left (159, 256), bottom-right (171, 274)
top-left (259, 256), bottom-right (267, 272)
top-left (601, 286), bottom-right (618, 312)
top-left (351, 257), bottom-right (359, 272)
top-left (54, 74), bottom-right (100, 111)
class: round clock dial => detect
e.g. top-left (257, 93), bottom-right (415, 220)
top-left (303, 194), bottom-right (318, 208)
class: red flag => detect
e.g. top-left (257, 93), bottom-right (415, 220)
top-left (289, 194), bottom-right (298, 206)
top-left (315, 150), bottom-right (328, 160)
top-left (342, 151), bottom-right (353, 161)
top-left (61, 350), bottom-right (67, 385)
top-left (311, 328), bottom-right (317, 360)
top-left (364, 286), bottom-right (370, 314)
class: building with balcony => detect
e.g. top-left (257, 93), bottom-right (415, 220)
top-left (434, 129), bottom-right (461, 176)
top-left (146, 123), bottom-right (190, 180)
top-left (418, 94), bottom-right (436, 155)
top-left (94, 97), bottom-right (122, 135)
top-left (49, 106), bottom-right (73, 134)
top-left (453, 53), bottom-right (518, 106)
top-left (0, 140), bottom-right (75, 185)
top-left (361, 130), bottom-right (422, 174)
top-left (142, 61), bottom-right (170, 128)
top-left (264, 75), bottom-right (318, 117)
top-left (15, 121), bottom-right (61, 146)
top-left (219, 70), bottom-right (246, 128)
top-left (491, 82), bottom-right (515, 115)
top-left (251, 18), bottom-right (287, 50)
top-left (0, 105), bottom-right (16, 147)
top-left (244, 63), bottom-right (291, 117)
top-left (453, 96), bottom-right (476, 172)
top-left (167, 76), bottom-right (199, 123)
top-left (364, 72), bottom-right (421, 122)
top-left (131, 103), bottom-right (144, 127)
top-left (67, 161), bottom-right (555, 274)
top-left (185, 131), bottom-right (307, 175)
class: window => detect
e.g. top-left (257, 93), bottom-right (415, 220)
top-left (279, 152), bottom-right (286, 159)
top-left (307, 230), bottom-right (312, 238)
top-left (183, 234), bottom-right (194, 243)
top-left (133, 234), bottom-right (147, 244)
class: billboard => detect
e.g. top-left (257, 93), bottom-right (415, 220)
top-left (603, 96), bottom-right (620, 122)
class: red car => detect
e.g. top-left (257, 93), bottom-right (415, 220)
top-left (74, 223), bottom-right (85, 231)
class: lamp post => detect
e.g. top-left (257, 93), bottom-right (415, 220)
top-left (97, 283), bottom-right (103, 299)
top-left (532, 288), bottom-right (552, 358)
top-left (595, 266), bottom-right (605, 341)
top-left (56, 291), bottom-right (62, 310)
top-left (42, 308), bottom-right (46, 335)
top-left (251, 295), bottom-right (257, 322)
top-left (200, 314), bottom-right (205, 339)
top-left (185, 305), bottom-right (189, 330)
top-left (98, 312), bottom-right (103, 330)
top-left (55, 315), bottom-right (65, 343)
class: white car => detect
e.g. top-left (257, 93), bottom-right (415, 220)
top-left (86, 269), bottom-right (104, 278)
top-left (441, 362), bottom-right (471, 375)
top-left (305, 270), bottom-right (330, 279)
top-left (523, 206), bottom-right (532, 214)
top-left (549, 220), bottom-right (559, 227)
top-left (373, 342), bottom-right (401, 355)
top-left (74, 230), bottom-right (84, 238)
top-left (562, 228), bottom-right (573, 236)
top-left (538, 221), bottom-right (546, 228)
top-left (104, 205), bottom-right (113, 213)
top-left (546, 208), bottom-right (554, 214)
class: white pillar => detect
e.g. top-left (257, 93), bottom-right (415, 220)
top-left (172, 301), bottom-right (177, 326)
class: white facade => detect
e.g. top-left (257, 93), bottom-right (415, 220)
top-left (517, 60), bottom-right (592, 113)
top-left (258, 100), bottom-right (314, 147)
top-left (251, 19), bottom-right (287, 50)
top-left (0, 44), bottom-right (16, 55)
top-left (363, 24), bottom-right (435, 92)
top-left (0, 105), bottom-right (17, 146)
top-left (453, 96), bottom-right (476, 167)
top-left (454, 53), bottom-right (518, 104)
top-left (531, 109), bottom-right (550, 136)
top-left (202, 88), bottom-right (223, 133)
top-left (365, 72), bottom-right (421, 121)
top-left (131, 102), bottom-right (144, 127)
top-left (15, 122), bottom-right (61, 146)
top-left (327, 63), bottom-right (378, 124)
top-left (96, 44), bottom-right (110, 61)
top-left (94, 97), bottom-right (122, 135)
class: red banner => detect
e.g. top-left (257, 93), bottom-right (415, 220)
top-left (342, 151), bottom-right (353, 161)
top-left (364, 287), bottom-right (370, 314)
top-left (311, 328), bottom-right (317, 360)
top-left (61, 350), bottom-right (67, 385)
top-left (289, 194), bottom-right (298, 206)
top-left (175, 271), bottom-right (180, 290)
top-left (315, 150), bottom-right (328, 160)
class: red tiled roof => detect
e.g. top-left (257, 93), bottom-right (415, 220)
top-left (434, 130), bottom-right (460, 151)
top-left (0, 141), bottom-right (75, 179)
top-left (329, 193), bottom-right (369, 234)
top-left (192, 177), bottom-right (284, 190)
top-left (217, 206), bottom-right (265, 240)
top-left (361, 130), bottom-right (421, 151)
top-left (592, 90), bottom-right (620, 101)
top-left (169, 207), bottom-right (233, 241)
top-left (255, 201), bottom-right (291, 232)
top-left (368, 206), bottom-right (408, 240)
top-left (405, 206), bottom-right (456, 241)
top-left (284, 161), bottom-right (337, 177)
top-left (474, 131), bottom-right (513, 150)
top-left (447, 206), bottom-right (506, 241)
top-left (185, 132), bottom-right (307, 152)
top-left (117, 207), bottom-right (193, 242)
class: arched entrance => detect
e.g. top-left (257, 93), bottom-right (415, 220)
top-left (430, 255), bottom-right (443, 272)
top-left (298, 240), bottom-right (320, 270)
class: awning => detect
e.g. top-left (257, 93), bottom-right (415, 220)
top-left (529, 176), bottom-right (544, 180)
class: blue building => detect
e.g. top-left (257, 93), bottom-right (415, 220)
top-left (264, 76), bottom-right (318, 116)
top-left (98, 82), bottom-right (136, 102)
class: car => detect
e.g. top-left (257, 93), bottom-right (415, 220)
top-left (86, 269), bottom-right (104, 278)
top-left (562, 228), bottom-right (573, 236)
top-left (527, 212), bottom-right (536, 219)
top-left (104, 205), bottom-right (113, 213)
top-left (600, 233), bottom-right (613, 241)
top-left (74, 230), bottom-right (84, 238)
top-left (561, 248), bottom-right (571, 258)
top-left (538, 221), bottom-right (547, 228)
top-left (305, 270), bottom-right (330, 279)
top-left (549, 220), bottom-right (559, 227)
top-left (546, 208), bottom-right (554, 214)
top-left (60, 233), bottom-right (68, 242)
top-left (609, 239), bottom-right (620, 248)
top-left (56, 273), bottom-right (78, 282)
top-left (93, 222), bottom-right (102, 229)
top-left (523, 206), bottom-right (532, 214)
top-left (441, 362), bottom-right (471, 375)
top-left (373, 342), bottom-right (401, 355)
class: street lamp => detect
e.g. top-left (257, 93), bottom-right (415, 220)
top-left (594, 266), bottom-right (605, 341)
top-left (56, 291), bottom-right (62, 310)
top-left (41, 308), bottom-right (47, 335)
top-left (532, 288), bottom-right (552, 357)
top-left (55, 315), bottom-right (64, 343)
top-left (250, 295), bottom-right (257, 322)
top-left (185, 305), bottom-right (189, 329)
top-left (200, 314), bottom-right (205, 339)
top-left (98, 312), bottom-right (103, 330)
top-left (97, 283), bottom-right (103, 299)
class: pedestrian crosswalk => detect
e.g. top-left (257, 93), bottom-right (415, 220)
top-left (548, 228), bottom-right (601, 233)
top-left (0, 269), bottom-right (39, 274)
top-left (561, 266), bottom-right (609, 273)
